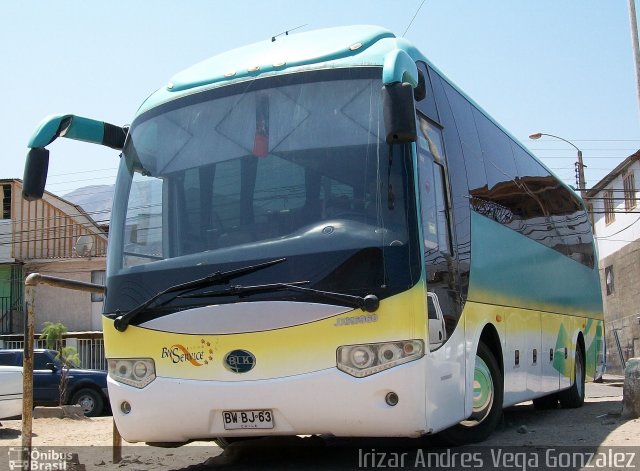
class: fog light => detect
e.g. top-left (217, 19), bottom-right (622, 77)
top-left (120, 401), bottom-right (132, 414)
top-left (385, 392), bottom-right (399, 406)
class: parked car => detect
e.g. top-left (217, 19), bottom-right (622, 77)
top-left (0, 365), bottom-right (23, 421)
top-left (0, 349), bottom-right (108, 416)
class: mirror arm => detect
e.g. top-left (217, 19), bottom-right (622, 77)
top-left (382, 49), bottom-right (418, 87)
top-left (28, 114), bottom-right (127, 150)
top-left (23, 115), bottom-right (127, 201)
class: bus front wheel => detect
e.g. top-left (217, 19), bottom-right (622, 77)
top-left (439, 341), bottom-right (503, 444)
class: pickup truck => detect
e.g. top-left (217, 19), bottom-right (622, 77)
top-left (0, 349), bottom-right (108, 416)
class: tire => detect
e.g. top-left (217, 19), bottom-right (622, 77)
top-left (439, 342), bottom-right (503, 445)
top-left (70, 388), bottom-right (104, 417)
top-left (532, 393), bottom-right (558, 410)
top-left (558, 345), bottom-right (585, 408)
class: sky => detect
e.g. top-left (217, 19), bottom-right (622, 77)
top-left (1, 0), bottom-right (639, 205)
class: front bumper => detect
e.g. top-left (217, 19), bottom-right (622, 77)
top-left (108, 359), bottom-right (427, 443)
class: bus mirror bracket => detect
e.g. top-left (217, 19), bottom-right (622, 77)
top-left (381, 47), bottom-right (418, 144)
top-left (382, 82), bottom-right (417, 144)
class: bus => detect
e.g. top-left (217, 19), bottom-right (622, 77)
top-left (22, 25), bottom-right (604, 445)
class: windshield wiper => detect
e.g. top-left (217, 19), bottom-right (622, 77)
top-left (113, 258), bottom-right (287, 332)
top-left (181, 282), bottom-right (380, 313)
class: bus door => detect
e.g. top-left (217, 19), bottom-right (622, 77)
top-left (416, 114), bottom-right (460, 349)
top-left (417, 112), bottom-right (467, 430)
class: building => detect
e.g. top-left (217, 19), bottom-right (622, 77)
top-left (587, 150), bottom-right (640, 374)
top-left (0, 179), bottom-right (108, 336)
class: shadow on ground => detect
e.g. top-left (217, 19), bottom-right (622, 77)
top-left (170, 396), bottom-right (631, 470)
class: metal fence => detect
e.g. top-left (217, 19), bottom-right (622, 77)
top-left (3, 339), bottom-right (49, 350)
top-left (76, 338), bottom-right (107, 371)
top-left (0, 296), bottom-right (10, 334)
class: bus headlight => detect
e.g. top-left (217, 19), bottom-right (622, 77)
top-left (108, 358), bottom-right (156, 388)
top-left (337, 340), bottom-right (424, 377)
top-left (350, 346), bottom-right (375, 369)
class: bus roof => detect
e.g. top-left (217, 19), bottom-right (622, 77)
top-left (137, 25), bottom-right (424, 115)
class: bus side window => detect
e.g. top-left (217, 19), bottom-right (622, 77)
top-left (417, 115), bottom-right (452, 268)
top-left (427, 291), bottom-right (446, 350)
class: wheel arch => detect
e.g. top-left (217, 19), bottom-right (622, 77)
top-left (465, 321), bottom-right (504, 417)
top-left (573, 330), bottom-right (586, 384)
top-left (479, 323), bottom-right (503, 378)
top-left (441, 320), bottom-right (505, 444)
top-left (65, 380), bottom-right (106, 403)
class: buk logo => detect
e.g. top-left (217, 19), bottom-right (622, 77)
top-left (224, 350), bottom-right (256, 373)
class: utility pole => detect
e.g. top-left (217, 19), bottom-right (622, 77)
top-left (529, 132), bottom-right (587, 198)
top-left (630, 0), bottom-right (640, 120)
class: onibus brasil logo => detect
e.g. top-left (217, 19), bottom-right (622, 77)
top-left (161, 338), bottom-right (214, 366)
top-left (8, 447), bottom-right (74, 470)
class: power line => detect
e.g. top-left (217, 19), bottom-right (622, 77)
top-left (403, 0), bottom-right (427, 37)
top-left (47, 167), bottom-right (116, 178)
top-left (535, 156), bottom-right (638, 159)
top-left (526, 138), bottom-right (640, 142)
top-left (594, 214), bottom-right (640, 238)
top-left (531, 148), bottom-right (639, 152)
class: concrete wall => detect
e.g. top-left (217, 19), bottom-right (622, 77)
top-left (599, 239), bottom-right (640, 374)
top-left (25, 258), bottom-right (106, 333)
top-left (591, 160), bottom-right (640, 260)
top-left (0, 219), bottom-right (13, 262)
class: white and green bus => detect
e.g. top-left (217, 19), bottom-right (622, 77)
top-left (23, 25), bottom-right (604, 445)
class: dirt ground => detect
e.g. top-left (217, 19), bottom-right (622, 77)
top-left (0, 380), bottom-right (638, 470)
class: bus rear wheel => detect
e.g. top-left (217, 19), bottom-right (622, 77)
top-left (558, 345), bottom-right (585, 408)
top-left (439, 341), bottom-right (503, 444)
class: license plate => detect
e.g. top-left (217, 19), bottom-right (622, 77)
top-left (222, 409), bottom-right (274, 430)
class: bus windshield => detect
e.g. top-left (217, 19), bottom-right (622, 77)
top-left (106, 68), bottom-right (420, 315)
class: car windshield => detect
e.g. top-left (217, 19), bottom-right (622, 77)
top-left (35, 352), bottom-right (78, 369)
top-left (106, 68), bottom-right (420, 314)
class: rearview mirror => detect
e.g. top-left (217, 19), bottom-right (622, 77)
top-left (382, 82), bottom-right (417, 144)
top-left (23, 147), bottom-right (50, 201)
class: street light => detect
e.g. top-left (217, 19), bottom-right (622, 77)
top-left (529, 132), bottom-right (587, 199)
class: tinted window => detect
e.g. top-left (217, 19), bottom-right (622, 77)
top-left (473, 108), bottom-right (517, 190)
top-left (444, 85), bottom-right (486, 194)
top-left (429, 70), bottom-right (472, 330)
top-left (415, 62), bottom-right (439, 124)
top-left (544, 185), bottom-right (594, 267)
top-left (417, 114), bottom-right (462, 340)
top-left (442, 84), bottom-right (595, 268)
top-left (34, 352), bottom-right (55, 370)
top-left (506, 142), bottom-right (560, 246)
top-left (467, 118), bottom-right (594, 267)
top-left (0, 352), bottom-right (17, 366)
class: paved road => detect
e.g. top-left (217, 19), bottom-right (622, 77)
top-left (586, 380), bottom-right (624, 398)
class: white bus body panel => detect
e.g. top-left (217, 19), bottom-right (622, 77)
top-left (423, 319), bottom-right (468, 434)
top-left (109, 360), bottom-right (428, 443)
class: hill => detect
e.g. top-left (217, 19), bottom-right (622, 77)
top-left (63, 185), bottom-right (114, 225)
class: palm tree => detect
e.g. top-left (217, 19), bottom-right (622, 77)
top-left (39, 322), bottom-right (80, 406)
